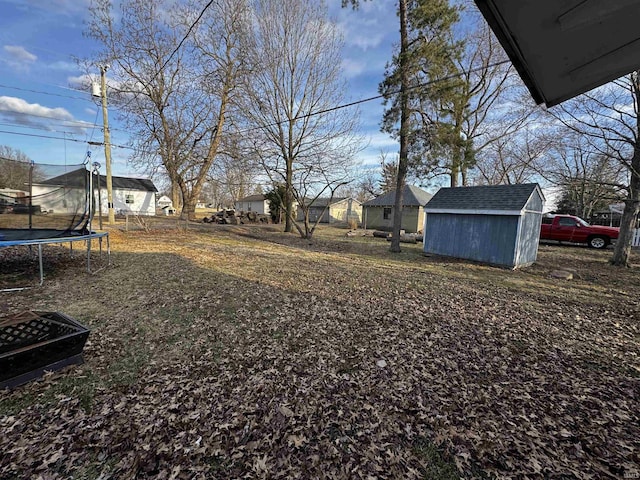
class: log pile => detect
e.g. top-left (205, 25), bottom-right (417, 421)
top-left (202, 210), bottom-right (271, 225)
top-left (385, 233), bottom-right (423, 243)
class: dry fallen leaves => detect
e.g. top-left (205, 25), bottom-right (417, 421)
top-left (0, 225), bottom-right (638, 479)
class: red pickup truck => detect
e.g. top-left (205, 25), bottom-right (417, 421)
top-left (540, 214), bottom-right (619, 249)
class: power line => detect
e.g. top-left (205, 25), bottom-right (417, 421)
top-left (0, 108), bottom-right (128, 133)
top-left (0, 59), bottom-right (512, 161)
top-left (234, 59), bottom-right (512, 136)
top-left (0, 129), bottom-right (134, 150)
top-left (0, 83), bottom-right (89, 101)
top-left (0, 121), bottom-right (83, 136)
top-left (143, 0), bottom-right (216, 88)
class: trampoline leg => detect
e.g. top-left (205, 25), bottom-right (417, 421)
top-left (70, 241), bottom-right (73, 257)
top-left (38, 244), bottom-right (44, 286)
top-left (87, 238), bottom-right (91, 273)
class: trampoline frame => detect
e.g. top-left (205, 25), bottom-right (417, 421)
top-left (0, 162), bottom-right (111, 292)
top-left (0, 231), bottom-right (110, 291)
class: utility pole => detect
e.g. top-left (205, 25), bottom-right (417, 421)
top-left (99, 65), bottom-right (115, 224)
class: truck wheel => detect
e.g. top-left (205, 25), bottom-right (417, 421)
top-left (588, 236), bottom-right (608, 249)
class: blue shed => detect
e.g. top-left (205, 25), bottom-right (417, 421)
top-left (423, 183), bottom-right (545, 268)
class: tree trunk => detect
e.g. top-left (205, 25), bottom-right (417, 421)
top-left (450, 163), bottom-right (459, 187)
top-left (171, 180), bottom-right (182, 212)
top-left (182, 195), bottom-right (198, 221)
top-left (390, 0), bottom-right (409, 253)
top-left (611, 74), bottom-right (640, 266)
top-left (284, 168), bottom-right (293, 233)
top-left (611, 145), bottom-right (640, 266)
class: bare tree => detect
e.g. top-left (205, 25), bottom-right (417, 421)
top-left (475, 128), bottom-right (550, 185)
top-left (419, 10), bottom-right (537, 187)
top-left (243, 0), bottom-right (362, 237)
top-left (378, 150), bottom-right (399, 194)
top-left (86, 0), bottom-right (249, 220)
top-left (539, 130), bottom-right (626, 219)
top-left (551, 73), bottom-right (640, 266)
top-left (0, 146), bottom-right (32, 189)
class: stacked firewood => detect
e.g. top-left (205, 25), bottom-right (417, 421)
top-left (202, 210), bottom-right (270, 225)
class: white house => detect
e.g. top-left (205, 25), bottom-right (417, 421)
top-left (157, 195), bottom-right (173, 209)
top-left (33, 169), bottom-right (158, 216)
top-left (235, 194), bottom-right (270, 214)
top-left (98, 176), bottom-right (157, 216)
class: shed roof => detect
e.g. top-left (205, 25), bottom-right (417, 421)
top-left (363, 185), bottom-right (433, 207)
top-left (424, 183), bottom-right (543, 214)
top-left (474, 1), bottom-right (640, 107)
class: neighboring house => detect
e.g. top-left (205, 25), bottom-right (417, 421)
top-left (157, 195), bottom-right (176, 215)
top-left (0, 188), bottom-right (27, 204)
top-left (97, 176), bottom-right (157, 216)
top-left (235, 194), bottom-right (270, 214)
top-left (296, 197), bottom-right (362, 224)
top-left (157, 195), bottom-right (173, 209)
top-left (423, 183), bottom-right (545, 268)
top-left (31, 168), bottom-right (90, 216)
top-left (33, 169), bottom-right (158, 216)
top-left (362, 185), bottom-right (433, 233)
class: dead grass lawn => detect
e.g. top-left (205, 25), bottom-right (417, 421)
top-left (1, 223), bottom-right (638, 479)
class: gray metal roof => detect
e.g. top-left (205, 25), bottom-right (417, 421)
top-left (362, 185), bottom-right (433, 207)
top-left (424, 183), bottom-right (542, 212)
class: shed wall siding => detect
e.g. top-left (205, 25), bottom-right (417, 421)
top-left (424, 213), bottom-right (519, 266)
top-left (526, 191), bottom-right (544, 213)
top-left (516, 210), bottom-right (542, 266)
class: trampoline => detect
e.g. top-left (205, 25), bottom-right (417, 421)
top-left (0, 159), bottom-right (110, 290)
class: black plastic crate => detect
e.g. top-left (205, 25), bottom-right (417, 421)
top-left (0, 311), bottom-right (90, 389)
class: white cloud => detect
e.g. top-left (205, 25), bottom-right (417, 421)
top-left (49, 60), bottom-right (79, 72)
top-left (341, 58), bottom-right (366, 78)
top-left (0, 96), bottom-right (87, 134)
top-left (347, 31), bottom-right (386, 51)
top-left (19, 0), bottom-right (92, 16)
top-left (3, 45), bottom-right (37, 64)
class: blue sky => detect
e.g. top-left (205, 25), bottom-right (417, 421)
top-left (0, 0), bottom-right (400, 180)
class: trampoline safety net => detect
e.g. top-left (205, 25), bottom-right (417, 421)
top-left (0, 158), bottom-right (94, 240)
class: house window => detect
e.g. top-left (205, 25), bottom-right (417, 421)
top-left (383, 207), bottom-right (392, 220)
top-left (125, 194), bottom-right (134, 204)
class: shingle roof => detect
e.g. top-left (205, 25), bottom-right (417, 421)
top-left (424, 183), bottom-right (542, 212)
top-left (237, 194), bottom-right (266, 202)
top-left (109, 176), bottom-right (157, 192)
top-left (35, 168), bottom-right (87, 188)
top-left (38, 169), bottom-right (157, 192)
top-left (305, 197), bottom-right (360, 207)
top-left (362, 185), bottom-right (433, 207)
